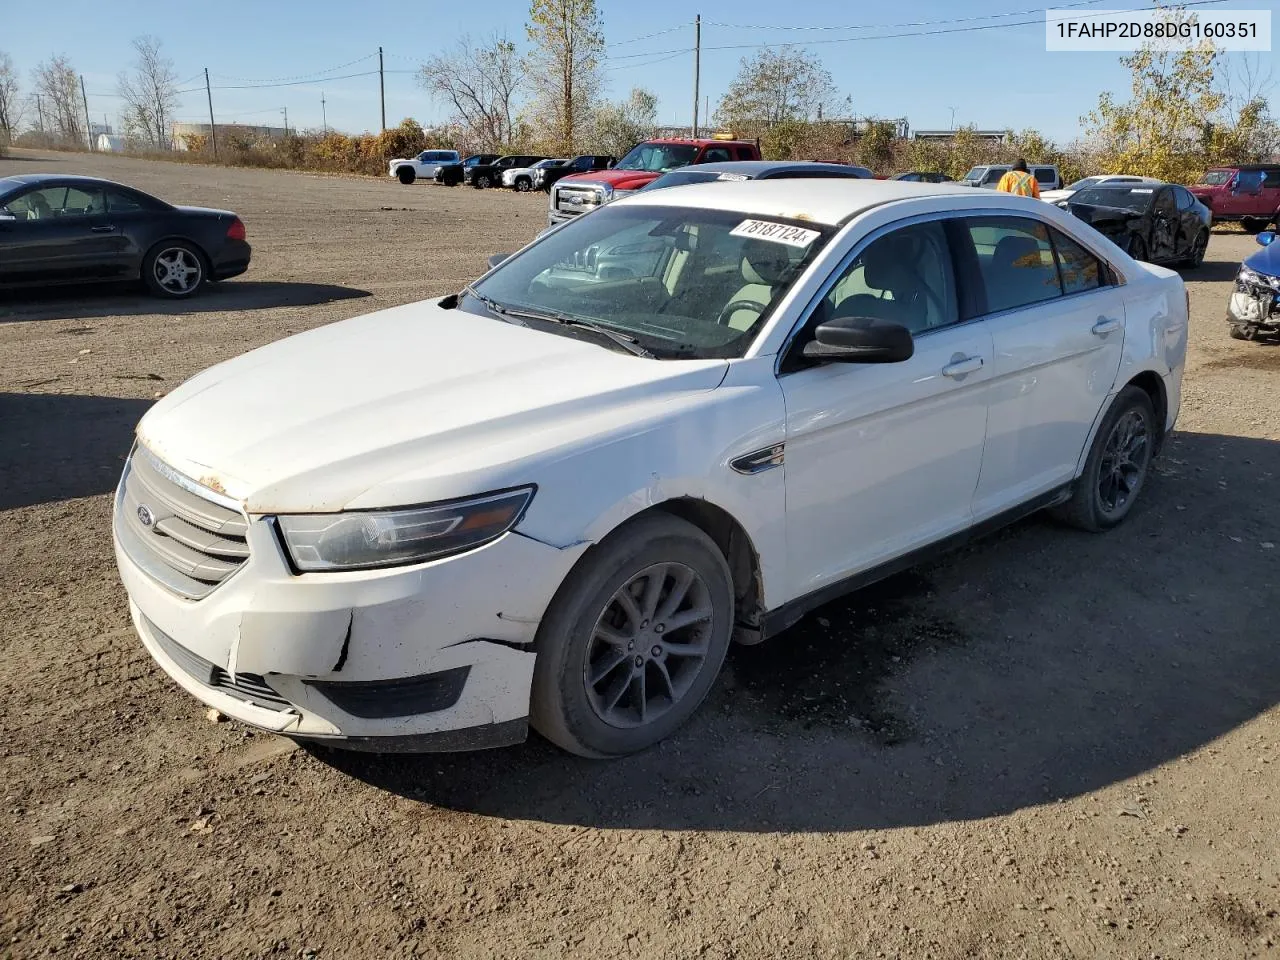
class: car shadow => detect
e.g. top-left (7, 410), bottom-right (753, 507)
top-left (0, 392), bottom-right (149, 509)
top-left (0, 280), bottom-right (370, 322)
top-left (313, 430), bottom-right (1280, 833)
top-left (1182, 259), bottom-right (1243, 283)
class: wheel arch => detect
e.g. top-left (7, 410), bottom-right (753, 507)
top-left (1075, 368), bottom-right (1170, 478)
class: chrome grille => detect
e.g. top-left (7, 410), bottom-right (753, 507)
top-left (115, 448), bottom-right (249, 600)
top-left (148, 618), bottom-right (291, 712)
top-left (555, 183), bottom-right (604, 215)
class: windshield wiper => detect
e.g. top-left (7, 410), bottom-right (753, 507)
top-left (460, 284), bottom-right (527, 326)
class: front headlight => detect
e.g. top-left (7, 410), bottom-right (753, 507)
top-left (1238, 266), bottom-right (1280, 291)
top-left (277, 487), bottom-right (535, 571)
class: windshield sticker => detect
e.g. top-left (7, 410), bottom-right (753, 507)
top-left (730, 219), bottom-right (820, 247)
top-left (1129, 188), bottom-right (1154, 193)
top-left (717, 173), bottom-right (750, 182)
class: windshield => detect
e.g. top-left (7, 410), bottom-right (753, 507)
top-left (641, 170), bottom-right (728, 191)
top-left (615, 143), bottom-right (699, 173)
top-left (962, 167), bottom-right (986, 181)
top-left (1198, 170), bottom-right (1234, 185)
top-left (468, 205), bottom-right (832, 360)
top-left (1072, 187), bottom-right (1155, 211)
top-left (1067, 177), bottom-right (1102, 191)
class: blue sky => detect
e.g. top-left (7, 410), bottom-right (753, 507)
top-left (4, 0), bottom-right (1276, 145)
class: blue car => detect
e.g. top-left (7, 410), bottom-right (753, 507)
top-left (1228, 230), bottom-right (1280, 339)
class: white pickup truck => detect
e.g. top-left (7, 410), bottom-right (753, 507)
top-left (389, 150), bottom-right (461, 185)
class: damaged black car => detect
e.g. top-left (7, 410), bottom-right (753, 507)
top-left (1060, 183), bottom-right (1211, 269)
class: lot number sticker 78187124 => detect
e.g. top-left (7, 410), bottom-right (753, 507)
top-left (729, 219), bottom-right (821, 248)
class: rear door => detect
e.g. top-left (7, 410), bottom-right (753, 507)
top-left (960, 216), bottom-right (1124, 517)
top-left (0, 183), bottom-right (112, 285)
top-left (1260, 168), bottom-right (1280, 219)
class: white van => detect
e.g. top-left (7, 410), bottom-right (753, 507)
top-left (961, 164), bottom-right (1062, 192)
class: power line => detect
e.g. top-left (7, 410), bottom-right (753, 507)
top-left (209, 70), bottom-right (380, 90)
top-left (606, 50), bottom-right (686, 72)
top-left (603, 46), bottom-right (689, 61)
top-left (210, 53), bottom-right (377, 85)
top-left (607, 25), bottom-right (687, 47)
top-left (704, 0), bottom-right (1109, 32)
top-left (702, 0), bottom-right (1238, 51)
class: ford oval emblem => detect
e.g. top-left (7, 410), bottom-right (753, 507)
top-left (137, 504), bottom-right (155, 527)
top-left (568, 195), bottom-right (583, 206)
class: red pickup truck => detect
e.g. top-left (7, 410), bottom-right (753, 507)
top-left (1188, 164), bottom-right (1280, 232)
top-left (548, 136), bottom-right (761, 227)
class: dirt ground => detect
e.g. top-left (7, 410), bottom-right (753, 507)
top-left (1, 149), bottom-right (1278, 960)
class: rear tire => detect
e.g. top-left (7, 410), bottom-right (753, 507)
top-left (530, 513), bottom-right (734, 758)
top-left (1182, 229), bottom-right (1208, 268)
top-left (396, 167), bottom-right (415, 185)
top-left (142, 240), bottom-right (206, 299)
top-left (515, 177), bottom-right (532, 192)
top-left (1230, 323), bottom-right (1258, 341)
top-left (1052, 386), bottom-right (1156, 532)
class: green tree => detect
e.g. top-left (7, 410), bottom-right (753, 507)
top-left (715, 47), bottom-right (837, 134)
top-left (589, 87), bottom-right (656, 157)
top-left (1081, 9), bottom-right (1223, 182)
top-left (525, 0), bottom-right (604, 154)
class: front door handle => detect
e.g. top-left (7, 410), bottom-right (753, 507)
top-left (941, 355), bottom-right (984, 378)
top-left (1092, 316), bottom-right (1122, 336)
top-left (90, 224), bottom-right (117, 233)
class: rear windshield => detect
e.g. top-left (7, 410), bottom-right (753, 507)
top-left (641, 170), bottom-right (728, 190)
top-left (1067, 177), bottom-right (1102, 191)
top-left (1198, 170), bottom-right (1234, 185)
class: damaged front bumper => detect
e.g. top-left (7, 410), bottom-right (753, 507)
top-left (114, 505), bottom-right (588, 751)
top-left (1227, 278), bottom-right (1280, 334)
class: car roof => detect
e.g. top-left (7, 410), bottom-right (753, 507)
top-left (0, 173), bottom-right (144, 192)
top-left (620, 178), bottom-right (993, 226)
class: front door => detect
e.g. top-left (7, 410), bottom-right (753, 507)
top-left (1148, 187), bottom-right (1180, 262)
top-left (959, 216), bottom-right (1124, 517)
top-left (0, 184), bottom-right (111, 285)
top-left (779, 219), bottom-right (992, 600)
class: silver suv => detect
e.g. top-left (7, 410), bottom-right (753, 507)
top-left (961, 164), bottom-right (1062, 191)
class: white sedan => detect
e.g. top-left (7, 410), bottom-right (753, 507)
top-left (114, 180), bottom-right (1188, 758)
top-left (503, 158), bottom-right (567, 192)
top-left (1042, 174), bottom-right (1163, 204)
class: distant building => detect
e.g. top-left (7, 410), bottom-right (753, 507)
top-left (171, 121), bottom-right (288, 150)
top-left (913, 129), bottom-right (1011, 143)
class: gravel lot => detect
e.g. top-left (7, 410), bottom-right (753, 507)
top-left (1, 149), bottom-right (1278, 959)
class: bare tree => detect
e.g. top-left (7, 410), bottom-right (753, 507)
top-left (418, 34), bottom-right (523, 151)
top-left (31, 54), bottom-right (83, 145)
top-left (715, 47), bottom-right (838, 133)
top-left (0, 51), bottom-right (24, 143)
top-left (525, 0), bottom-right (604, 153)
top-left (117, 36), bottom-right (179, 148)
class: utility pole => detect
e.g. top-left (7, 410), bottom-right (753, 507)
top-left (321, 91), bottom-right (327, 135)
top-left (691, 15), bottom-right (701, 138)
top-left (378, 46), bottom-right (386, 133)
top-left (204, 68), bottom-right (218, 159)
top-left (948, 106), bottom-right (957, 130)
top-left (79, 75), bottom-right (93, 151)
top-left (35, 95), bottom-right (45, 134)
top-left (282, 106), bottom-right (289, 136)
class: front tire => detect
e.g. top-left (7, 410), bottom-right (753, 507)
top-left (1183, 229), bottom-right (1208, 268)
top-left (515, 177), bottom-right (532, 192)
top-left (1230, 323), bottom-right (1258, 341)
top-left (474, 174), bottom-right (492, 189)
top-left (1053, 386), bottom-right (1156, 532)
top-left (1242, 217), bottom-right (1268, 234)
top-left (396, 166), bottom-right (415, 185)
top-left (530, 513), bottom-right (734, 758)
top-left (1127, 234), bottom-right (1148, 261)
top-left (142, 241), bottom-right (206, 299)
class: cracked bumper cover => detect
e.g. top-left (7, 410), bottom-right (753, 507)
top-left (114, 520), bottom-right (589, 748)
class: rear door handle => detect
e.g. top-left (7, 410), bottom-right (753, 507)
top-left (1092, 316), bottom-right (1122, 336)
top-left (90, 224), bottom-right (117, 233)
top-left (941, 355), bottom-right (984, 378)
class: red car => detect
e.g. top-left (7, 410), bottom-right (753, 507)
top-left (1188, 164), bottom-right (1280, 233)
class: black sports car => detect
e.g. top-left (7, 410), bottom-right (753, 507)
top-left (891, 171), bottom-right (953, 183)
top-left (0, 174), bottom-right (251, 298)
top-left (1062, 182), bottom-right (1211, 268)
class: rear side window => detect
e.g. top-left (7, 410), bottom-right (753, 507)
top-left (1051, 229), bottom-right (1103, 294)
top-left (702, 147), bottom-right (732, 163)
top-left (1033, 168), bottom-right (1058, 185)
top-left (104, 189), bottom-right (157, 213)
top-left (1174, 186), bottom-right (1196, 211)
top-left (961, 217), bottom-right (1062, 313)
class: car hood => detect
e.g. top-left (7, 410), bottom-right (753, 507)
top-left (1243, 240), bottom-right (1280, 277)
top-left (1040, 188), bottom-right (1075, 203)
top-left (1066, 202), bottom-right (1143, 227)
top-left (560, 169), bottom-right (659, 191)
top-left (136, 300), bottom-right (729, 513)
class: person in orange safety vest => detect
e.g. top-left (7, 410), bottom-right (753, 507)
top-left (996, 159), bottom-right (1040, 198)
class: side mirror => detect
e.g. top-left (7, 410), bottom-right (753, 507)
top-left (1258, 231), bottom-right (1276, 247)
top-left (802, 317), bottom-right (914, 363)
top-left (487, 253), bottom-right (512, 269)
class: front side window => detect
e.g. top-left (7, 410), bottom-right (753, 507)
top-left (1153, 188), bottom-right (1177, 216)
top-left (702, 147), bottom-right (732, 163)
top-left (964, 217), bottom-right (1061, 313)
top-left (5, 185), bottom-right (103, 220)
top-left (983, 168), bottom-right (1007, 184)
top-left (468, 205), bottom-right (831, 359)
top-left (615, 143), bottom-right (698, 173)
top-left (1051, 229), bottom-right (1103, 294)
top-left (819, 221), bottom-right (958, 335)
